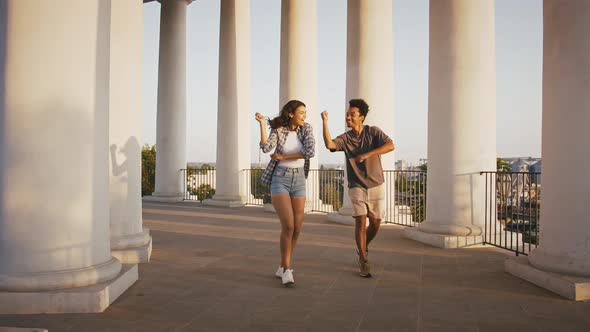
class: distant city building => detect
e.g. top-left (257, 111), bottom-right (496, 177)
top-left (395, 160), bottom-right (409, 170)
top-left (529, 160), bottom-right (542, 184)
top-left (498, 157), bottom-right (541, 173)
top-left (511, 158), bottom-right (531, 172)
top-left (529, 160), bottom-right (542, 173)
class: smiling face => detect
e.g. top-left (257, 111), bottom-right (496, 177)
top-left (345, 106), bottom-right (365, 128)
top-left (289, 106), bottom-right (307, 127)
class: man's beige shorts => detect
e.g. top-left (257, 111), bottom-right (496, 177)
top-left (349, 184), bottom-right (385, 219)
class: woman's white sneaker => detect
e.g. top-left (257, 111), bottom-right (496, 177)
top-left (275, 266), bottom-right (284, 278)
top-left (282, 269), bottom-right (294, 285)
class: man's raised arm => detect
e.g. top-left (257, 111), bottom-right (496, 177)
top-left (321, 111), bottom-right (337, 151)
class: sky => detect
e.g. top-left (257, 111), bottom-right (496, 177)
top-left (142, 0), bottom-right (543, 166)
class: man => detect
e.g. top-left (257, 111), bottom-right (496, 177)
top-left (321, 99), bottom-right (394, 277)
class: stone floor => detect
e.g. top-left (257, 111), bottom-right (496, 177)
top-left (1, 201), bottom-right (590, 332)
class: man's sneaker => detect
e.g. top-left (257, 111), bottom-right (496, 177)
top-left (282, 269), bottom-right (294, 285)
top-left (355, 247), bottom-right (369, 268)
top-left (360, 261), bottom-right (372, 278)
top-left (275, 266), bottom-right (284, 278)
top-left (355, 248), bottom-right (362, 269)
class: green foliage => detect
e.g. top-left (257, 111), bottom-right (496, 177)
top-left (497, 158), bottom-right (511, 172)
top-left (319, 170), bottom-right (344, 211)
top-left (141, 144), bottom-right (156, 196)
top-left (190, 163), bottom-right (215, 175)
top-left (394, 173), bottom-right (427, 223)
top-left (192, 184), bottom-right (215, 201)
top-left (418, 163), bottom-right (427, 172)
top-left (411, 203), bottom-right (426, 223)
top-left (250, 169), bottom-right (271, 204)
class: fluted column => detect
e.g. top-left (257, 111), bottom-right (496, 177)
top-left (404, 0), bottom-right (496, 247)
top-left (0, 0), bottom-right (136, 314)
top-left (150, 0), bottom-right (191, 202)
top-left (203, 0), bottom-right (251, 208)
top-left (279, 0), bottom-right (320, 212)
top-left (109, 0), bottom-right (152, 263)
top-left (329, 0), bottom-right (394, 224)
top-left (506, 0), bottom-right (590, 301)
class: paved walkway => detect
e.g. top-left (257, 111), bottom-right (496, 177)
top-left (1, 201), bottom-right (589, 331)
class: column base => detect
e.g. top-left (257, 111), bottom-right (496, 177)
top-left (112, 236), bottom-right (152, 264)
top-left (144, 192), bottom-right (184, 202)
top-left (505, 256), bottom-right (590, 301)
top-left (111, 228), bottom-right (151, 250)
top-left (529, 247), bottom-right (590, 277)
top-left (403, 227), bottom-right (483, 248)
top-left (0, 264), bottom-right (138, 314)
top-left (202, 195), bottom-right (245, 208)
top-left (0, 258), bottom-right (121, 291)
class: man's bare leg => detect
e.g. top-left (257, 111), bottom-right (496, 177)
top-left (355, 215), bottom-right (368, 262)
top-left (366, 217), bottom-right (382, 248)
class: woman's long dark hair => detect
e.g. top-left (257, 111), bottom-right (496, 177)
top-left (268, 100), bottom-right (306, 129)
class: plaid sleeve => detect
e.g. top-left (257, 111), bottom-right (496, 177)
top-left (301, 123), bottom-right (315, 159)
top-left (260, 128), bottom-right (278, 153)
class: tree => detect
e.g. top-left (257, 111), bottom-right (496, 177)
top-left (141, 144), bottom-right (156, 196)
top-left (318, 170), bottom-right (344, 211)
top-left (395, 176), bottom-right (409, 192)
top-left (497, 158), bottom-right (511, 172)
top-left (418, 163), bottom-right (427, 172)
top-left (191, 163), bottom-right (215, 175)
top-left (320, 180), bottom-right (344, 211)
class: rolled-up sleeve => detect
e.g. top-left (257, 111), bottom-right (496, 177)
top-left (260, 128), bottom-right (278, 153)
top-left (331, 134), bottom-right (346, 152)
top-left (301, 123), bottom-right (315, 159)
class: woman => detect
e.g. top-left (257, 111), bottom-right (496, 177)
top-left (255, 100), bottom-right (315, 286)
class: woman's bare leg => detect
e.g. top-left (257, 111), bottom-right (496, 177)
top-left (272, 194), bottom-right (294, 269)
top-left (290, 196), bottom-right (306, 255)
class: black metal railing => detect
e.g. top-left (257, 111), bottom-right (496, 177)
top-left (384, 170), bottom-right (427, 226)
top-left (181, 167), bottom-right (427, 225)
top-left (480, 171), bottom-right (541, 255)
top-left (244, 168), bottom-right (271, 205)
top-left (182, 168), bottom-right (217, 201)
top-left (242, 168), bottom-right (344, 211)
top-left (305, 169), bottom-right (345, 213)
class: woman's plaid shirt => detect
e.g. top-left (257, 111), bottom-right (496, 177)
top-left (260, 122), bottom-right (315, 185)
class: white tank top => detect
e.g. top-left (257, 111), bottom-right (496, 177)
top-left (279, 131), bottom-right (305, 168)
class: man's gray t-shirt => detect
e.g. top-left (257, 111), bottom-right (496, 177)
top-left (331, 125), bottom-right (392, 189)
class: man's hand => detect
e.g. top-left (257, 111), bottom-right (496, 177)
top-left (255, 112), bottom-right (266, 124)
top-left (270, 153), bottom-right (285, 161)
top-left (355, 153), bottom-right (368, 163)
top-left (321, 111), bottom-right (328, 123)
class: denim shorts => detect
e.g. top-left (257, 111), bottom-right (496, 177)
top-left (271, 166), bottom-right (306, 197)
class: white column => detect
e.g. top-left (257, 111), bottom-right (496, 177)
top-left (329, 0), bottom-right (394, 225)
top-left (109, 0), bottom-right (152, 263)
top-left (0, 0), bottom-right (136, 314)
top-left (505, 0), bottom-right (590, 301)
top-left (403, 0), bottom-right (496, 248)
top-left (279, 0), bottom-right (320, 212)
top-left (149, 0), bottom-right (191, 202)
top-left (203, 0), bottom-right (251, 208)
